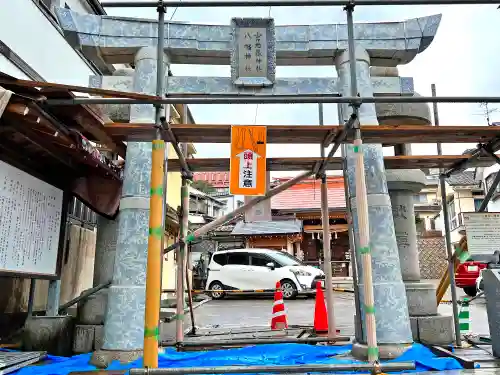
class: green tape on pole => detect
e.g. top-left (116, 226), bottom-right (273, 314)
top-left (144, 326), bottom-right (159, 339)
top-left (364, 304), bottom-right (375, 314)
top-left (185, 234), bottom-right (196, 243)
top-left (172, 313), bottom-right (185, 320)
top-left (149, 227), bottom-right (163, 239)
top-left (181, 189), bottom-right (189, 198)
top-left (150, 186), bottom-right (164, 196)
top-left (353, 145), bottom-right (361, 153)
top-left (367, 347), bottom-right (379, 358)
top-left (152, 142), bottom-right (165, 150)
top-left (359, 246), bottom-right (370, 254)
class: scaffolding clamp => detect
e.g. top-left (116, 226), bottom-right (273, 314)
top-left (370, 360), bottom-right (382, 375)
top-left (157, 0), bottom-right (166, 12)
top-left (343, 0), bottom-right (356, 12)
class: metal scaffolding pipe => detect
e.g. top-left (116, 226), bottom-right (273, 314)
top-left (317, 113), bottom-right (357, 176)
top-left (101, 0), bottom-right (496, 7)
top-left (58, 280), bottom-right (111, 313)
top-left (143, 2), bottom-right (167, 367)
top-left (478, 149), bottom-right (500, 211)
top-left (163, 118), bottom-right (192, 177)
top-left (164, 170), bottom-right (314, 253)
top-left (439, 174), bottom-right (462, 347)
top-left (337, 102), bottom-right (363, 341)
top-left (164, 336), bottom-right (351, 347)
top-left (129, 362), bottom-right (416, 375)
top-left (318, 103), bottom-right (336, 339)
top-left (45, 95), bottom-right (500, 106)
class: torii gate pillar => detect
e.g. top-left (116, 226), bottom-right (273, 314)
top-left (336, 46), bottom-right (413, 359)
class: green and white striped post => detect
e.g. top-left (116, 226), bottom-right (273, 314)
top-left (459, 298), bottom-right (470, 336)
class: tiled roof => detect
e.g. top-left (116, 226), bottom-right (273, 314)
top-left (271, 176), bottom-right (346, 210)
top-left (193, 172), bottom-right (230, 188)
top-left (231, 220), bottom-right (302, 235)
top-left (446, 171), bottom-right (481, 187)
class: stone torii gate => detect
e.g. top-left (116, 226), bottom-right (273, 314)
top-left (54, 6), bottom-right (450, 363)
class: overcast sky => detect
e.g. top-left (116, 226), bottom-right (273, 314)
top-left (106, 3), bottom-right (500, 177)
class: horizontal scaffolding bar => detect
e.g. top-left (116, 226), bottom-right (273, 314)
top-left (167, 154), bottom-right (497, 172)
top-left (129, 362), bottom-right (416, 375)
top-left (163, 336), bottom-right (351, 347)
top-left (45, 95), bottom-right (500, 106)
top-left (101, 0), bottom-right (496, 7)
top-left (105, 123), bottom-right (500, 145)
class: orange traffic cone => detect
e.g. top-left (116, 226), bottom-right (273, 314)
top-left (314, 281), bottom-right (329, 334)
top-left (271, 281), bottom-right (288, 330)
top-left (314, 281), bottom-right (340, 336)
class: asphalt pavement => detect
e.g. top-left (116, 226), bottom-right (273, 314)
top-left (159, 281), bottom-right (490, 343)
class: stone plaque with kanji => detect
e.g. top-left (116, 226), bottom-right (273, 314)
top-left (230, 18), bottom-right (276, 87)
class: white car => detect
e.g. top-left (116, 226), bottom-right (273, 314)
top-left (206, 248), bottom-right (325, 300)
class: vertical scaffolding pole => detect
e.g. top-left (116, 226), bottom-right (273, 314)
top-left (176, 173), bottom-right (189, 343)
top-left (181, 104), bottom-right (196, 335)
top-left (431, 84), bottom-right (443, 158)
top-left (337, 104), bottom-right (363, 341)
top-left (318, 103), bottom-right (336, 339)
top-left (439, 174), bottom-right (462, 347)
top-left (434, 84), bottom-right (461, 347)
top-left (345, 5), bottom-right (378, 362)
top-left (143, 1), bottom-right (167, 368)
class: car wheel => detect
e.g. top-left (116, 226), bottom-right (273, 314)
top-left (280, 279), bottom-right (298, 300)
top-left (463, 286), bottom-right (477, 297)
top-left (209, 281), bottom-right (225, 300)
top-left (478, 279), bottom-right (484, 292)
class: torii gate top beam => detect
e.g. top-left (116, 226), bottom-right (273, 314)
top-left (101, 0), bottom-right (495, 7)
top-left (55, 8), bottom-right (440, 68)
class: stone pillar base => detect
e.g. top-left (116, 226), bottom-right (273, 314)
top-left (90, 349), bottom-right (143, 368)
top-left (23, 316), bottom-right (74, 357)
top-left (405, 281), bottom-right (439, 316)
top-left (410, 315), bottom-right (454, 345)
top-left (73, 324), bottom-right (104, 353)
top-left (78, 289), bottom-right (108, 325)
top-left (351, 341), bottom-right (411, 360)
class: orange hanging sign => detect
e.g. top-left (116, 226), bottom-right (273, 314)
top-left (229, 125), bottom-right (267, 196)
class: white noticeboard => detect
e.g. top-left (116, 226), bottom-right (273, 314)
top-left (0, 160), bottom-right (63, 276)
top-left (463, 212), bottom-right (500, 255)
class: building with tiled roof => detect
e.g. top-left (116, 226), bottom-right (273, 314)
top-left (271, 176), bottom-right (346, 213)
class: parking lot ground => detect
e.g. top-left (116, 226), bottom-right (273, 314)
top-left (174, 293), bottom-right (356, 337)
top-left (160, 284), bottom-right (490, 349)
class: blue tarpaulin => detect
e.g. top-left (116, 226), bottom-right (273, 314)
top-left (9, 343), bottom-right (465, 375)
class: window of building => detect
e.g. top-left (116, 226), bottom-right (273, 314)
top-left (474, 198), bottom-right (488, 212)
top-left (485, 173), bottom-right (500, 195)
top-left (448, 198), bottom-right (458, 230)
top-left (213, 207), bottom-right (220, 217)
top-left (227, 253), bottom-right (249, 265)
top-left (413, 193), bottom-right (427, 204)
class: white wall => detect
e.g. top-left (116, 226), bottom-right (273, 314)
top-left (218, 195), bottom-right (244, 215)
top-left (0, 0), bottom-right (97, 84)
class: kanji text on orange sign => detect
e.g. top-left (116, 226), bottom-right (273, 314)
top-left (230, 125), bottom-right (267, 196)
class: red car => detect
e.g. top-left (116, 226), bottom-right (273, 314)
top-left (455, 261), bottom-right (486, 297)
top-left (455, 252), bottom-right (500, 296)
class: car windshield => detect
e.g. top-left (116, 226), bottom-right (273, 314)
top-left (268, 251), bottom-right (303, 266)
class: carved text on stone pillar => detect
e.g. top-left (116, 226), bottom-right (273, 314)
top-left (230, 18), bottom-right (276, 87)
top-left (393, 204), bottom-right (408, 220)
